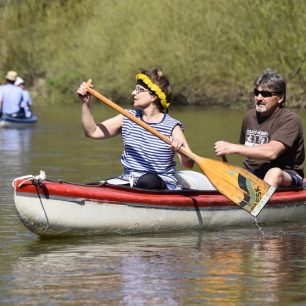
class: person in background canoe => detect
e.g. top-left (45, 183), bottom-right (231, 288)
top-left (77, 67), bottom-right (194, 190)
top-left (0, 71), bottom-right (25, 118)
top-left (214, 69), bottom-right (305, 187)
top-left (15, 77), bottom-right (33, 118)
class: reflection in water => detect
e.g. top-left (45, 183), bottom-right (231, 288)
top-left (3, 226), bottom-right (305, 305)
top-left (1, 106), bottom-right (306, 305)
top-left (0, 127), bottom-right (33, 185)
top-left (0, 127), bottom-right (34, 263)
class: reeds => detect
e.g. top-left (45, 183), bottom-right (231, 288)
top-left (1, 0), bottom-right (306, 107)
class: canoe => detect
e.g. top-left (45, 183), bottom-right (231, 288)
top-left (0, 114), bottom-right (38, 128)
top-left (12, 170), bottom-right (306, 236)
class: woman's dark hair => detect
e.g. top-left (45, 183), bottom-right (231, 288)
top-left (137, 68), bottom-right (172, 111)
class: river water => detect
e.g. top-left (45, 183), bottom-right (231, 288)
top-left (1, 104), bottom-right (306, 305)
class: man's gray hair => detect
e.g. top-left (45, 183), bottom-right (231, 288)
top-left (254, 69), bottom-right (286, 105)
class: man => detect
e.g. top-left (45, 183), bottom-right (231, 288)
top-left (214, 69), bottom-right (305, 187)
top-left (0, 70), bottom-right (24, 117)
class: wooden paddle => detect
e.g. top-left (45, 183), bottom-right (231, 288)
top-left (85, 80), bottom-right (275, 217)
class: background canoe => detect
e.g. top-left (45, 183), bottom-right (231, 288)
top-left (0, 115), bottom-right (38, 128)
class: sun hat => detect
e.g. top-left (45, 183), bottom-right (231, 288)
top-left (6, 70), bottom-right (17, 81)
top-left (15, 77), bottom-right (25, 86)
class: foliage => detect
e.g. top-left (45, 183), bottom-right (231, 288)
top-left (1, 0), bottom-right (306, 107)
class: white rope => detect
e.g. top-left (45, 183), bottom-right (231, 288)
top-left (12, 170), bottom-right (47, 188)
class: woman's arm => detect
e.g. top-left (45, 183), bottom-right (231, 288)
top-left (77, 82), bottom-right (122, 139)
top-left (171, 125), bottom-right (194, 168)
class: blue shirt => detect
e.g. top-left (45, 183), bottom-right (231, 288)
top-left (20, 89), bottom-right (32, 116)
top-left (0, 84), bottom-right (23, 114)
top-left (120, 109), bottom-right (183, 188)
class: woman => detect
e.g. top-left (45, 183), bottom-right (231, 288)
top-left (77, 68), bottom-right (194, 190)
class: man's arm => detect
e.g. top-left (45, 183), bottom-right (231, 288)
top-left (214, 140), bottom-right (286, 160)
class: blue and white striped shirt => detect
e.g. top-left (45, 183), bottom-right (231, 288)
top-left (121, 109), bottom-right (183, 187)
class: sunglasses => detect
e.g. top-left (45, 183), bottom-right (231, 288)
top-left (253, 88), bottom-right (281, 98)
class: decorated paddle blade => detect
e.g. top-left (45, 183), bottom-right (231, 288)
top-left (196, 158), bottom-right (276, 217)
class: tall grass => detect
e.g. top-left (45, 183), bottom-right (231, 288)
top-left (1, 0), bottom-right (306, 107)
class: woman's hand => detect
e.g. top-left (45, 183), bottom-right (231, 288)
top-left (170, 125), bottom-right (194, 168)
top-left (76, 82), bottom-right (90, 103)
top-left (169, 136), bottom-right (184, 152)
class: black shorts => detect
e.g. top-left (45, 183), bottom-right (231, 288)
top-left (284, 170), bottom-right (303, 187)
top-left (247, 168), bottom-right (303, 187)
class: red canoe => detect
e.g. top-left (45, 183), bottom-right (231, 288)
top-left (12, 171), bottom-right (306, 236)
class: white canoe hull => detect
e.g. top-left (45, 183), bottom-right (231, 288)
top-left (14, 191), bottom-right (306, 236)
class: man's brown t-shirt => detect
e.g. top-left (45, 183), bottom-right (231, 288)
top-left (239, 107), bottom-right (305, 178)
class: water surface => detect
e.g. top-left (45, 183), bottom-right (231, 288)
top-left (1, 104), bottom-right (306, 305)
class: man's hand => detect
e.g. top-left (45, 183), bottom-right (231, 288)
top-left (214, 140), bottom-right (236, 156)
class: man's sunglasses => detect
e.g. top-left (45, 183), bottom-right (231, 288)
top-left (253, 88), bottom-right (281, 98)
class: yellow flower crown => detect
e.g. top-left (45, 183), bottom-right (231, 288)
top-left (136, 73), bottom-right (170, 110)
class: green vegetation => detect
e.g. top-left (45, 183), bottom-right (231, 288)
top-left (1, 0), bottom-right (306, 107)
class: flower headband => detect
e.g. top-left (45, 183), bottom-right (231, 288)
top-left (136, 73), bottom-right (170, 110)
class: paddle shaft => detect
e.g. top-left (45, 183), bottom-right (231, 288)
top-left (85, 81), bottom-right (275, 217)
top-left (86, 84), bottom-right (199, 161)
top-left (222, 156), bottom-right (228, 162)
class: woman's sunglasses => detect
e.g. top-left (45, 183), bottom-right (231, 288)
top-left (253, 88), bottom-right (281, 98)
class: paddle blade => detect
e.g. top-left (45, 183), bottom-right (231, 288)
top-left (197, 158), bottom-right (276, 217)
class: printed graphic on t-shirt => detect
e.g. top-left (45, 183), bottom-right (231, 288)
top-left (245, 129), bottom-right (269, 146)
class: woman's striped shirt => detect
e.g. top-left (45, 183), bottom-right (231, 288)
top-left (120, 109), bottom-right (183, 184)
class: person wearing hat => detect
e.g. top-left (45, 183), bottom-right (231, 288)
top-left (15, 77), bottom-right (32, 118)
top-left (0, 70), bottom-right (25, 118)
top-left (77, 67), bottom-right (194, 190)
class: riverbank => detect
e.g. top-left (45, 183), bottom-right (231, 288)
top-left (2, 0), bottom-right (306, 108)
top-left (30, 76), bottom-right (305, 110)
